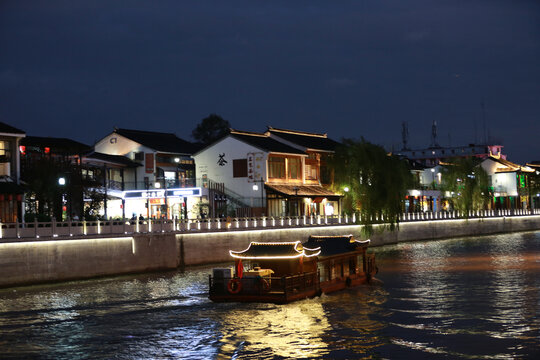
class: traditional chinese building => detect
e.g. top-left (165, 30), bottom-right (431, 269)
top-left (94, 128), bottom-right (200, 219)
top-left (0, 122), bottom-right (25, 222)
top-left (20, 136), bottom-right (91, 220)
top-left (396, 143), bottom-right (506, 167)
top-left (266, 127), bottom-right (342, 216)
top-left (480, 155), bottom-right (535, 210)
top-left (193, 128), bottom-right (342, 217)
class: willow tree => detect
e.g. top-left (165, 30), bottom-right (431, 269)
top-left (330, 138), bottom-right (413, 234)
top-left (441, 157), bottom-right (491, 216)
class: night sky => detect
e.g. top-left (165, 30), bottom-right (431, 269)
top-left (1, 1), bottom-right (539, 163)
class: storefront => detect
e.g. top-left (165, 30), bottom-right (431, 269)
top-left (265, 184), bottom-right (341, 217)
top-left (107, 187), bottom-right (203, 220)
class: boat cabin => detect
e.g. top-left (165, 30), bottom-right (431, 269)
top-left (208, 235), bottom-right (378, 304)
top-left (303, 235), bottom-right (375, 293)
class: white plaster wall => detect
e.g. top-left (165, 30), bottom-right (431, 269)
top-left (492, 172), bottom-right (518, 196)
top-left (95, 133), bottom-right (156, 184)
top-left (479, 158), bottom-right (518, 196)
top-left (95, 133), bottom-right (144, 156)
top-left (420, 165), bottom-right (443, 186)
top-left (193, 136), bottom-right (268, 199)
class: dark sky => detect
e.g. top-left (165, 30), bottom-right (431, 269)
top-left (1, 0), bottom-right (539, 163)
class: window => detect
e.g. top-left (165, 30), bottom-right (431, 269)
top-left (0, 141), bottom-right (11, 162)
top-left (288, 157), bottom-right (301, 180)
top-left (134, 152), bottom-right (144, 161)
top-left (268, 156), bottom-right (285, 179)
top-left (305, 154), bottom-right (318, 180)
top-left (233, 159), bottom-right (248, 178)
top-left (305, 164), bottom-right (318, 180)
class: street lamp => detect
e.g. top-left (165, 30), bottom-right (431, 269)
top-left (58, 176), bottom-right (67, 221)
top-left (252, 178), bottom-right (264, 214)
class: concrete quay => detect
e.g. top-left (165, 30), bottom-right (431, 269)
top-left (1, 215), bottom-right (540, 288)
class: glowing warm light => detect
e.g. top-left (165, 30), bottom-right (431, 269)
top-left (230, 241), bottom-right (321, 259)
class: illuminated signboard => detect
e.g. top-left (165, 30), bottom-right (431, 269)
top-left (123, 187), bottom-right (201, 199)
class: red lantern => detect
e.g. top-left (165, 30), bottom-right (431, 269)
top-left (0, 194), bottom-right (4, 201)
top-left (7, 194), bottom-right (12, 201)
top-left (16, 194), bottom-right (22, 201)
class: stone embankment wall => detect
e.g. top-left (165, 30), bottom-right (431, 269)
top-left (1, 216), bottom-right (540, 288)
top-left (0, 234), bottom-right (179, 288)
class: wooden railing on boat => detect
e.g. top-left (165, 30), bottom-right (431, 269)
top-left (209, 272), bottom-right (319, 302)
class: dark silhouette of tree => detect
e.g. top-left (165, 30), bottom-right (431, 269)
top-left (330, 138), bottom-right (413, 234)
top-left (23, 157), bottom-right (70, 220)
top-left (192, 114), bottom-right (231, 145)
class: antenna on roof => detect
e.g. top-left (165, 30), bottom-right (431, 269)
top-left (401, 121), bottom-right (409, 150)
top-left (481, 99), bottom-right (488, 144)
top-left (430, 120), bottom-right (439, 148)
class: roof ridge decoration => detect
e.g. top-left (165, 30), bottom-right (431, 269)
top-left (115, 128), bottom-right (177, 137)
top-left (488, 155), bottom-right (535, 173)
top-left (230, 129), bottom-right (268, 138)
top-left (267, 126), bottom-right (328, 138)
top-left (229, 241), bottom-right (321, 259)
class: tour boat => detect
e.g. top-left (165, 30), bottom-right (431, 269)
top-left (208, 234), bottom-right (379, 304)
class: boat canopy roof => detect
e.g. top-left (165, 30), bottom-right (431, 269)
top-left (302, 235), bottom-right (370, 257)
top-left (230, 241), bottom-right (321, 260)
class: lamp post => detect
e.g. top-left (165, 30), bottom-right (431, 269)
top-left (58, 176), bottom-right (66, 221)
top-left (293, 186), bottom-right (299, 216)
top-left (252, 177), bottom-right (264, 215)
top-left (341, 186), bottom-right (349, 216)
top-left (145, 181), bottom-right (150, 219)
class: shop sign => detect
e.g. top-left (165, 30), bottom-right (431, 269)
top-left (123, 187), bottom-right (201, 199)
top-left (145, 153), bottom-right (154, 173)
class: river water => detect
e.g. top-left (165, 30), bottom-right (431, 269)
top-left (1, 231), bottom-right (540, 359)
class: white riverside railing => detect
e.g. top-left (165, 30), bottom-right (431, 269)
top-left (2, 208), bottom-right (540, 241)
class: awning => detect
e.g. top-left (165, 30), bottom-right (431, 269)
top-left (264, 184), bottom-right (341, 198)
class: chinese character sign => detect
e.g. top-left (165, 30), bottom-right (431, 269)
top-left (217, 153), bottom-right (227, 166)
top-left (247, 152), bottom-right (264, 182)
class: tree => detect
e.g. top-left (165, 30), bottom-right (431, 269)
top-left (330, 138), bottom-right (413, 235)
top-left (441, 157), bottom-right (491, 216)
top-left (23, 156), bottom-right (71, 220)
top-left (192, 114), bottom-right (231, 145)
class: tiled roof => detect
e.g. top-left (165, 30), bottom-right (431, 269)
top-left (0, 121), bottom-right (25, 135)
top-left (303, 235), bottom-right (370, 257)
top-left (230, 130), bottom-right (306, 155)
top-left (21, 136), bottom-right (91, 155)
top-left (488, 155), bottom-right (534, 173)
top-left (82, 151), bottom-right (141, 167)
top-left (114, 128), bottom-right (196, 154)
top-left (230, 241), bottom-right (320, 259)
top-left (267, 127), bottom-right (341, 152)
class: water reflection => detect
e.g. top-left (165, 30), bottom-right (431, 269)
top-left (1, 232), bottom-right (540, 359)
top-left (216, 300), bottom-right (331, 359)
top-left (374, 232), bottom-right (540, 359)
